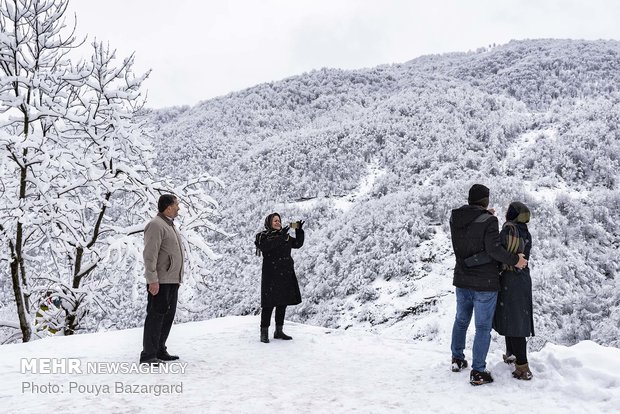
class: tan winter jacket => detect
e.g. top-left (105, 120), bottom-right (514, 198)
top-left (143, 213), bottom-right (185, 284)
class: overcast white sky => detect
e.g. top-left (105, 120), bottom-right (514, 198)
top-left (68, 0), bottom-right (620, 109)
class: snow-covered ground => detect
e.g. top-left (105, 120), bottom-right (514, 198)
top-left (1, 316), bottom-right (618, 413)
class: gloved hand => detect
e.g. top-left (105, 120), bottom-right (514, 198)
top-left (281, 226), bottom-right (290, 235)
top-left (297, 220), bottom-right (305, 229)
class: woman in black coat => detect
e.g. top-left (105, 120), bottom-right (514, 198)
top-left (493, 201), bottom-right (534, 380)
top-left (255, 213), bottom-right (304, 343)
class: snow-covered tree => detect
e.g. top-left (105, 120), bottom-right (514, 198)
top-left (0, 0), bottom-right (225, 342)
top-left (0, 0), bottom-right (83, 342)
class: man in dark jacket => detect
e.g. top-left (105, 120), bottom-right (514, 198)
top-left (449, 184), bottom-right (527, 385)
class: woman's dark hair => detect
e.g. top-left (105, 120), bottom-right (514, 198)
top-left (264, 213), bottom-right (281, 230)
top-left (158, 194), bottom-right (177, 213)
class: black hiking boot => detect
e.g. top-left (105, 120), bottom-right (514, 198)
top-left (260, 327), bottom-right (270, 343)
top-left (470, 369), bottom-right (494, 386)
top-left (274, 325), bottom-right (292, 340)
top-left (451, 357), bottom-right (468, 372)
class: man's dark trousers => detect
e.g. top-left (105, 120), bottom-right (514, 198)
top-left (140, 283), bottom-right (179, 361)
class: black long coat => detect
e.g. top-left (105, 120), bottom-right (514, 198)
top-left (493, 222), bottom-right (535, 337)
top-left (256, 229), bottom-right (304, 307)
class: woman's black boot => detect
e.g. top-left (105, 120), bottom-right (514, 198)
top-left (260, 327), bottom-right (270, 343)
top-left (274, 325), bottom-right (292, 340)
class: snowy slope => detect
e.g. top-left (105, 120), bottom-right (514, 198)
top-left (141, 38), bottom-right (620, 350)
top-left (1, 316), bottom-right (618, 413)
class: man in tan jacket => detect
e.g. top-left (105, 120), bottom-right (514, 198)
top-left (139, 194), bottom-right (185, 365)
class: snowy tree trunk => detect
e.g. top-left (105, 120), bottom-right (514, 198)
top-left (10, 149), bottom-right (32, 342)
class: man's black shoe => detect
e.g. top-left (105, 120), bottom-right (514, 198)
top-left (139, 357), bottom-right (162, 366)
top-left (451, 357), bottom-right (468, 372)
top-left (470, 369), bottom-right (494, 386)
top-left (157, 351), bottom-right (179, 361)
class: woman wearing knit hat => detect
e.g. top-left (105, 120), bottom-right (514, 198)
top-left (254, 213), bottom-right (305, 343)
top-left (493, 201), bottom-right (535, 380)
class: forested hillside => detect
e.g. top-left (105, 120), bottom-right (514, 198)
top-left (4, 39), bottom-right (615, 347)
top-left (144, 39), bottom-right (620, 348)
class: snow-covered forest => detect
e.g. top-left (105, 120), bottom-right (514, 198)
top-left (146, 39), bottom-right (620, 349)
top-left (1, 4), bottom-right (618, 352)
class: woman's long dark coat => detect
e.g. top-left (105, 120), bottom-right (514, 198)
top-left (256, 229), bottom-right (304, 307)
top-left (493, 222), bottom-right (535, 337)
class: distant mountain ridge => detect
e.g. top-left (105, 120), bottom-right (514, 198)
top-left (410, 39), bottom-right (620, 108)
top-left (147, 39), bottom-right (620, 348)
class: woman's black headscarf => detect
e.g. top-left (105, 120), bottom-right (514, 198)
top-left (506, 201), bottom-right (530, 223)
top-left (264, 212), bottom-right (281, 230)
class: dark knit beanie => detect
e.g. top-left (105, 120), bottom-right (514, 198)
top-left (468, 184), bottom-right (490, 208)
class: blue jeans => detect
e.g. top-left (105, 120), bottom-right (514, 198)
top-left (451, 287), bottom-right (498, 372)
